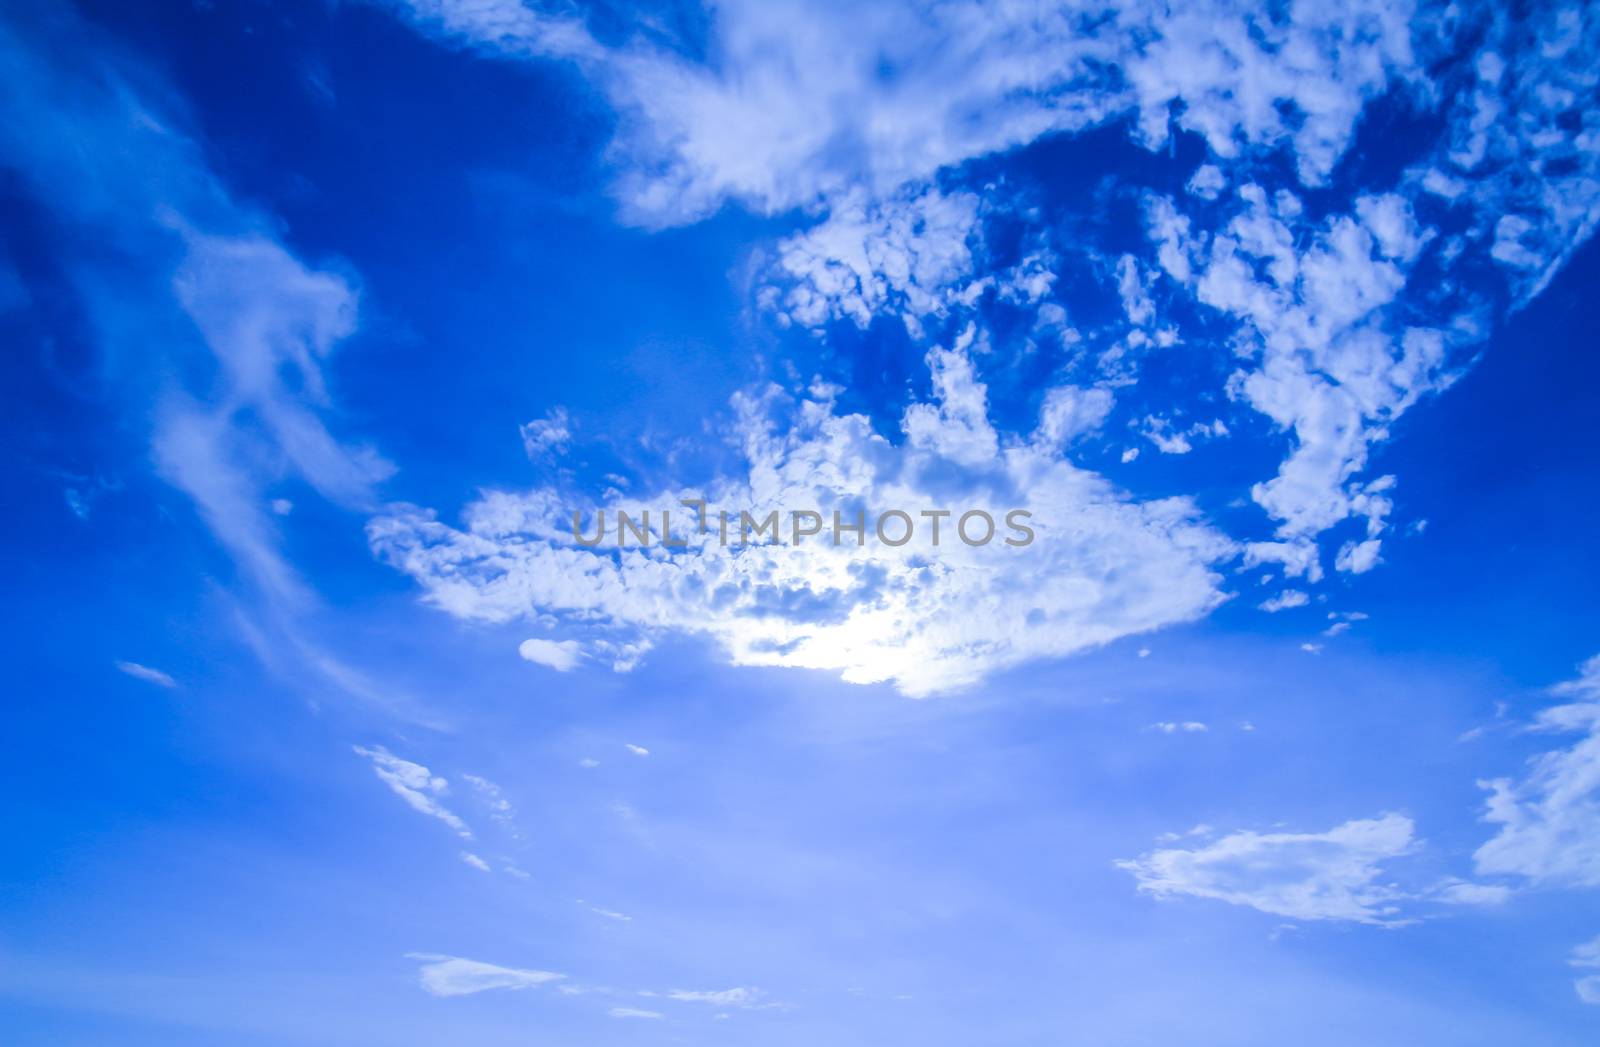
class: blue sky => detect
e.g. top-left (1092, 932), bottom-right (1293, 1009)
top-left (3, 0), bottom-right (1600, 1043)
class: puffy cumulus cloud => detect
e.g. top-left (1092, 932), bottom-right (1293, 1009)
top-left (1116, 814), bottom-right (1418, 924)
top-left (767, 186), bottom-right (986, 334)
top-left (1121, 0), bottom-right (1418, 186)
top-left (353, 745), bottom-right (471, 838)
top-left (1417, 3), bottom-right (1600, 306)
top-left (1474, 655), bottom-right (1600, 889)
top-left (408, 953), bottom-right (565, 997)
top-left (518, 637), bottom-right (583, 671)
top-left (376, 0), bottom-right (1423, 225)
top-left (370, 340), bottom-right (1235, 697)
top-left (1136, 3), bottom-right (1600, 561)
top-left (1151, 183), bottom-right (1452, 543)
top-left (376, 1), bottom-right (1600, 601)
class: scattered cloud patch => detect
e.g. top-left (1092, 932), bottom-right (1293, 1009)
top-left (1117, 814), bottom-right (1418, 924)
top-left (115, 661), bottom-right (177, 688)
top-left (409, 954), bottom-right (565, 997)
top-left (353, 745), bottom-right (470, 838)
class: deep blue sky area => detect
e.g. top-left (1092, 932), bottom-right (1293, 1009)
top-left (3, 1), bottom-right (1600, 1045)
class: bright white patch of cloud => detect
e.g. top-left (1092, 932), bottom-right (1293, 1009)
top-left (353, 745), bottom-right (470, 838)
top-left (379, 0), bottom-right (1421, 226)
top-left (518, 637), bottom-right (582, 672)
top-left (1117, 814), bottom-right (1418, 924)
top-left (115, 661), bottom-right (177, 688)
top-left (624, 744), bottom-right (649, 757)
top-left (460, 851), bottom-right (491, 872)
top-left (370, 351), bottom-right (1235, 697)
top-left (409, 953), bottom-right (564, 997)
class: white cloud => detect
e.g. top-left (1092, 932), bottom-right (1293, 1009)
top-left (408, 953), bottom-right (565, 997)
top-left (460, 851), bottom-right (491, 872)
top-left (609, 1007), bottom-right (662, 1020)
top-left (379, 0), bottom-right (1423, 226)
top-left (1335, 538), bottom-right (1383, 574)
top-left (769, 186), bottom-right (984, 333)
top-left (1571, 934), bottom-right (1600, 1005)
top-left (624, 744), bottom-right (649, 757)
top-left (1117, 814), bottom-right (1418, 924)
top-left (353, 745), bottom-right (470, 838)
top-left (664, 987), bottom-right (767, 1009)
top-left (520, 408), bottom-right (571, 462)
top-left (115, 661), bottom-right (177, 688)
top-left (1259, 590), bottom-right (1309, 613)
top-left (461, 773), bottom-right (516, 824)
top-left (579, 901), bottom-right (632, 922)
top-left (1474, 655), bottom-right (1600, 889)
top-left (1187, 164), bottom-right (1225, 200)
top-left (370, 347), bottom-right (1236, 697)
top-left (1037, 385), bottom-right (1114, 449)
top-left (518, 637), bottom-right (582, 672)
top-left (1148, 721), bottom-right (1208, 734)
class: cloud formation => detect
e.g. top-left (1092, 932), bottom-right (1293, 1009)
top-left (353, 745), bottom-right (471, 838)
top-left (370, 338), bottom-right (1234, 696)
top-left (1117, 814), bottom-right (1418, 924)
top-left (409, 953), bottom-right (565, 997)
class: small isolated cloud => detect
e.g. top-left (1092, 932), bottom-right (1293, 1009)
top-left (115, 660), bottom-right (177, 688)
top-left (625, 743), bottom-right (649, 757)
top-left (1117, 813), bottom-right (1418, 924)
top-left (1427, 879), bottom-right (1512, 907)
top-left (520, 408), bottom-right (571, 462)
top-left (460, 852), bottom-right (491, 872)
top-left (409, 954), bottom-right (565, 997)
top-left (352, 745), bottom-right (470, 837)
top-left (1259, 590), bottom-right (1309, 613)
top-left (578, 900), bottom-right (632, 922)
top-left (518, 638), bottom-right (582, 672)
top-left (1336, 539), bottom-right (1383, 574)
top-left (1148, 721), bottom-right (1208, 734)
top-left (609, 1007), bottom-right (662, 1020)
top-left (578, 758), bottom-right (600, 769)
top-left (665, 987), bottom-right (767, 1009)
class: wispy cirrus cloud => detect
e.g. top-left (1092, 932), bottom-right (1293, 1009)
top-left (1117, 814), bottom-right (1419, 925)
top-left (115, 661), bottom-right (177, 689)
top-left (353, 745), bottom-right (471, 838)
top-left (408, 953), bottom-right (565, 997)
